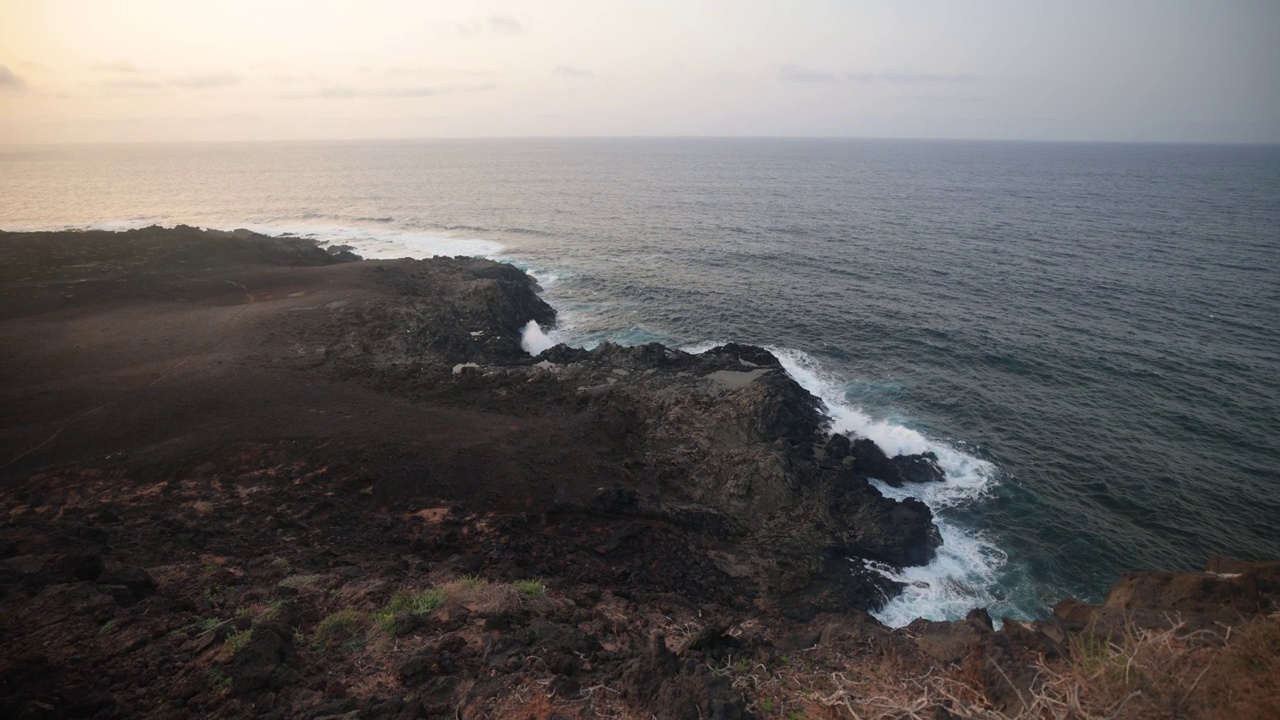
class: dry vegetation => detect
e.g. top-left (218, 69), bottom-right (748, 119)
top-left (694, 614), bottom-right (1280, 720)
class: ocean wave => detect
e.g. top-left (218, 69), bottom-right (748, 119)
top-left (500, 226), bottom-right (555, 237)
top-left (491, 254), bottom-right (562, 289)
top-left (764, 347), bottom-right (1011, 627)
top-left (6, 218), bottom-right (506, 261)
top-left (232, 221), bottom-right (504, 260)
top-left (9, 218), bottom-right (169, 233)
top-left (520, 320), bottom-right (558, 355)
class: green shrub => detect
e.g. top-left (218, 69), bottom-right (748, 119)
top-left (278, 573), bottom-right (322, 589)
top-left (457, 573), bottom-right (488, 590)
top-left (207, 667), bottom-right (231, 695)
top-left (225, 628), bottom-right (253, 654)
top-left (514, 579), bottom-right (544, 598)
top-left (314, 610), bottom-right (366, 649)
top-left (264, 598), bottom-right (286, 620)
top-left (374, 588), bottom-right (447, 633)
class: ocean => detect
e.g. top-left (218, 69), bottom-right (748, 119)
top-left (2, 138), bottom-right (1277, 626)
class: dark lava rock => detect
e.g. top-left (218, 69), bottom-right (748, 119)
top-left (521, 619), bottom-right (601, 656)
top-left (848, 439), bottom-right (945, 487)
top-left (618, 635), bottom-right (746, 719)
top-left (678, 625), bottom-right (742, 659)
top-left (1050, 558), bottom-right (1280, 640)
top-left (906, 613), bottom-right (994, 664)
top-left (833, 483), bottom-right (942, 567)
top-left (96, 564), bottom-right (156, 596)
top-left (395, 651), bottom-right (439, 679)
top-left (1103, 569), bottom-right (1264, 613)
top-left (229, 622), bottom-right (298, 695)
top-left (24, 582), bottom-right (117, 626)
top-left (888, 452), bottom-right (945, 485)
top-left (774, 630), bottom-right (821, 652)
top-left (618, 634), bottom-right (680, 703)
top-left (9, 553), bottom-right (106, 588)
top-left (824, 432), bottom-right (852, 460)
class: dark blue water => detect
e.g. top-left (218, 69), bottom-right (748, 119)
top-left (3, 138), bottom-right (1278, 624)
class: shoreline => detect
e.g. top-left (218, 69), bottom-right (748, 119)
top-left (1, 226), bottom-right (1275, 718)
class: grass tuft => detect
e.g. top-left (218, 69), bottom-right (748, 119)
top-left (314, 609), bottom-right (366, 650)
top-left (457, 573), bottom-right (489, 590)
top-left (263, 598), bottom-right (286, 620)
top-left (514, 578), bottom-right (544, 598)
top-left (207, 667), bottom-right (232, 696)
top-left (225, 628), bottom-right (253, 654)
top-left (373, 588), bottom-right (447, 633)
top-left (278, 573), bottom-right (322, 589)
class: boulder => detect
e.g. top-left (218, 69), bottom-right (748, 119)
top-left (888, 452), bottom-right (945, 484)
top-left (824, 433), bottom-right (852, 460)
top-left (6, 553), bottom-right (105, 589)
top-left (96, 564), bottom-right (156, 595)
top-left (1103, 571), bottom-right (1261, 614)
top-left (229, 621), bottom-right (298, 695)
top-left (847, 439), bottom-right (945, 486)
top-left (907, 613), bottom-right (993, 664)
top-left (833, 483), bottom-right (942, 567)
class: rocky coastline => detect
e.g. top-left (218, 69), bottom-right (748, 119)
top-left (1, 226), bottom-right (1275, 719)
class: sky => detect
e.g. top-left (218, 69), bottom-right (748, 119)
top-left (0, 0), bottom-right (1277, 144)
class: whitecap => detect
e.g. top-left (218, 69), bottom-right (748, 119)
top-left (16, 218), bottom-right (506, 261)
top-left (766, 346), bottom-right (1010, 626)
top-left (233, 221), bottom-right (503, 260)
top-left (520, 320), bottom-right (558, 356)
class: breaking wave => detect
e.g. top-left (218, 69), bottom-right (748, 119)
top-left (520, 320), bottom-right (558, 355)
top-left (765, 347), bottom-right (1016, 627)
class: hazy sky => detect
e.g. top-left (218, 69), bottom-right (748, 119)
top-left (1, 0), bottom-right (1276, 144)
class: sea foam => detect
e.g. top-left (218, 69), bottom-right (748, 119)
top-left (520, 320), bottom-right (558, 355)
top-left (30, 219), bottom-right (506, 261)
top-left (765, 347), bottom-right (1012, 627)
top-left (236, 222), bottom-right (504, 260)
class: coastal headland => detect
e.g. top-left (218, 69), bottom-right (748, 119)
top-left (1, 227), bottom-right (1275, 719)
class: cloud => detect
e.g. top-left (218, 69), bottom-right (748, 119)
top-left (553, 65), bottom-right (594, 80)
top-left (709, 71), bottom-right (749, 83)
top-left (288, 82), bottom-right (497, 99)
top-left (272, 72), bottom-right (325, 84)
top-left (904, 94), bottom-right (989, 103)
top-left (171, 72), bottom-right (240, 88)
top-left (778, 64), bottom-right (837, 82)
top-left (100, 71), bottom-right (241, 91)
top-left (847, 71), bottom-right (978, 84)
top-left (0, 64), bottom-right (26, 90)
top-left (777, 66), bottom-right (979, 87)
top-left (93, 60), bottom-right (144, 73)
top-left (487, 15), bottom-right (524, 35)
top-left (382, 65), bottom-right (496, 79)
top-left (448, 14), bottom-right (525, 37)
top-left (102, 77), bottom-right (163, 89)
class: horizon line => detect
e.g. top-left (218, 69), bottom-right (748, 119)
top-left (2, 134), bottom-right (1278, 149)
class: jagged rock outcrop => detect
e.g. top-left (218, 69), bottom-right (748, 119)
top-left (317, 257), bottom-right (945, 616)
top-left (1052, 557), bottom-right (1280, 635)
top-left (901, 557), bottom-right (1280, 715)
top-left (828, 436), bottom-right (945, 487)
